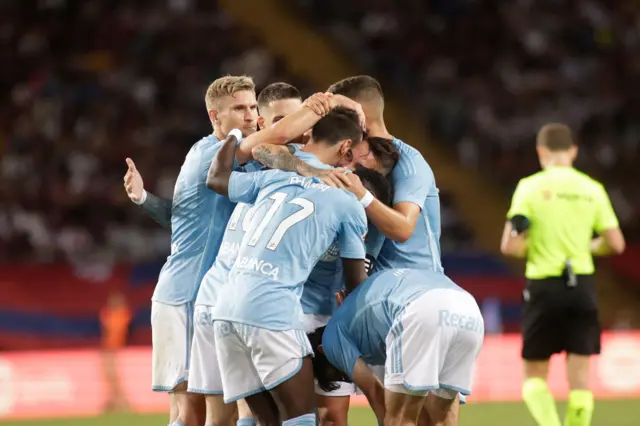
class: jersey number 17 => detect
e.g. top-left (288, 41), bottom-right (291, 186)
top-left (227, 191), bottom-right (315, 251)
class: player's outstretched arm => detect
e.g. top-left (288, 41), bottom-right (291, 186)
top-left (342, 175), bottom-right (421, 243)
top-left (252, 145), bottom-right (351, 188)
top-left (236, 92), bottom-right (345, 165)
top-left (352, 359), bottom-right (386, 423)
top-left (206, 130), bottom-right (242, 196)
top-left (139, 192), bottom-right (172, 230)
top-left (124, 158), bottom-right (172, 229)
top-left (364, 201), bottom-right (420, 243)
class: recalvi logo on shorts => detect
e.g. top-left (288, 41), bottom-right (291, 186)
top-left (438, 310), bottom-right (484, 334)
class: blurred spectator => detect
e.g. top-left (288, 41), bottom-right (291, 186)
top-left (292, 0), bottom-right (640, 239)
top-left (100, 291), bottom-right (132, 413)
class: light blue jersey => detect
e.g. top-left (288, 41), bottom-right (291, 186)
top-left (196, 151), bottom-right (332, 307)
top-left (211, 170), bottom-right (368, 330)
top-left (153, 135), bottom-right (242, 305)
top-left (322, 269), bottom-right (466, 378)
top-left (373, 138), bottom-right (442, 272)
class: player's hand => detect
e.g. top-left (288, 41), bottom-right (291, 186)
top-left (327, 94), bottom-right (367, 130)
top-left (303, 92), bottom-right (332, 117)
top-left (343, 172), bottom-right (368, 200)
top-left (318, 168), bottom-right (352, 189)
top-left (335, 289), bottom-right (347, 307)
top-left (124, 158), bottom-right (145, 203)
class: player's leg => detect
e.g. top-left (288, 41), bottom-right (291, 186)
top-left (237, 399), bottom-right (258, 426)
top-left (172, 382), bottom-right (204, 426)
top-left (188, 306), bottom-right (238, 426)
top-left (245, 392), bottom-right (280, 426)
top-left (564, 277), bottom-right (600, 426)
top-left (521, 283), bottom-right (563, 426)
top-left (251, 328), bottom-right (316, 424)
top-left (384, 387), bottom-right (428, 426)
top-left (306, 315), bottom-right (352, 426)
top-left (152, 301), bottom-right (197, 425)
top-left (422, 391), bottom-right (459, 426)
top-left (316, 392), bottom-right (351, 426)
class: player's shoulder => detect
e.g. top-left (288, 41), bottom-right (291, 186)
top-left (192, 134), bottom-right (221, 153)
top-left (392, 138), bottom-right (432, 177)
top-left (333, 189), bottom-right (366, 217)
top-left (569, 169), bottom-right (606, 191)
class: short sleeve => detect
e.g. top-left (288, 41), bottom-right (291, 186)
top-left (322, 321), bottom-right (362, 379)
top-left (338, 200), bottom-right (367, 259)
top-left (506, 179), bottom-right (532, 219)
top-left (228, 171), bottom-right (264, 204)
top-left (594, 185), bottom-right (619, 232)
top-left (365, 224), bottom-right (385, 259)
top-left (392, 155), bottom-right (433, 207)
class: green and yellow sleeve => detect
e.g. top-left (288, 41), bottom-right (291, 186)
top-left (594, 184), bottom-right (619, 232)
top-left (506, 179), bottom-right (533, 219)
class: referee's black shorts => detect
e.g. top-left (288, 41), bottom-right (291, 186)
top-left (521, 274), bottom-right (601, 360)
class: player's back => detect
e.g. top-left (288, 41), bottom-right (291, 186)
top-left (212, 171), bottom-right (367, 331)
top-left (330, 269), bottom-right (463, 365)
top-left (153, 135), bottom-right (238, 305)
top-left (374, 138), bottom-right (442, 272)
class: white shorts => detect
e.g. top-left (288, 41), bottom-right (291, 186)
top-left (187, 305), bottom-right (223, 395)
top-left (384, 289), bottom-right (484, 396)
top-left (214, 321), bottom-right (313, 403)
top-left (304, 314), bottom-right (357, 397)
top-left (151, 301), bottom-right (195, 392)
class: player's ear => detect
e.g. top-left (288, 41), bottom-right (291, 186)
top-left (338, 139), bottom-right (352, 157)
top-left (208, 109), bottom-right (218, 126)
top-left (570, 145), bottom-right (578, 161)
top-left (317, 344), bottom-right (325, 355)
top-left (257, 116), bottom-right (266, 130)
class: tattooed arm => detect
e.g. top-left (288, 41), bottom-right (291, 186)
top-left (139, 192), bottom-right (172, 230)
top-left (252, 144), bottom-right (352, 188)
top-left (252, 144), bottom-right (328, 177)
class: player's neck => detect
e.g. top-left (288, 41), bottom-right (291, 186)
top-left (302, 142), bottom-right (338, 166)
top-left (542, 154), bottom-right (573, 169)
top-left (213, 128), bottom-right (226, 140)
top-left (366, 120), bottom-right (393, 140)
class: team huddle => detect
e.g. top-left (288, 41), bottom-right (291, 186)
top-left (123, 75), bottom-right (485, 426)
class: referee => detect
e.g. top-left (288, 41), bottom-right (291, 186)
top-left (500, 123), bottom-right (625, 426)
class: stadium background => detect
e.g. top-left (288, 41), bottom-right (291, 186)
top-left (1, 0), bottom-right (639, 425)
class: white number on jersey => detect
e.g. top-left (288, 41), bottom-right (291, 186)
top-left (245, 192), bottom-right (315, 251)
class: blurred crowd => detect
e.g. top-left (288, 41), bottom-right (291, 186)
top-left (0, 0), bottom-right (305, 264)
top-left (293, 0), bottom-right (640, 238)
top-left (0, 0), bottom-right (473, 264)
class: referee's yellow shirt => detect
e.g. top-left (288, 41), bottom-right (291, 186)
top-left (506, 167), bottom-right (619, 279)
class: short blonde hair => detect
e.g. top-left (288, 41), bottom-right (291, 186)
top-left (205, 75), bottom-right (255, 111)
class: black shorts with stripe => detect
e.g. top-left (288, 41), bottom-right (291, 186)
top-left (521, 275), bottom-right (601, 360)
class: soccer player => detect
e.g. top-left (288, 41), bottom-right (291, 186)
top-left (257, 82), bottom-right (306, 129)
top-left (313, 269), bottom-right (484, 426)
top-left (122, 76), bottom-right (326, 426)
top-left (501, 123), bottom-right (625, 426)
top-left (204, 112), bottom-right (387, 426)
top-left (247, 90), bottom-right (400, 426)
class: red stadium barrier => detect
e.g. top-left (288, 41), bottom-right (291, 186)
top-left (1, 332), bottom-right (639, 420)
